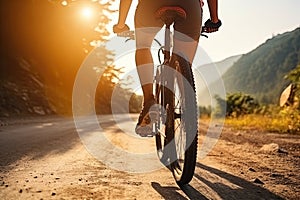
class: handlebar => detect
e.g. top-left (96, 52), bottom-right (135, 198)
top-left (117, 31), bottom-right (135, 40)
top-left (200, 26), bottom-right (209, 38)
top-left (117, 29), bottom-right (208, 40)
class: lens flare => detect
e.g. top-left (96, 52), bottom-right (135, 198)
top-left (82, 7), bottom-right (93, 19)
top-left (61, 0), bottom-right (68, 6)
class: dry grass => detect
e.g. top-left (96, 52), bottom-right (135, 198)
top-left (224, 112), bottom-right (300, 134)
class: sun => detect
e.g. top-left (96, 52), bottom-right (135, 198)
top-left (81, 7), bottom-right (93, 19)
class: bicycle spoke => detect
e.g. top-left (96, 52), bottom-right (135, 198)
top-left (158, 129), bottom-right (166, 138)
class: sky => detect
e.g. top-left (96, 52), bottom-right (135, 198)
top-left (108, 0), bottom-right (300, 62)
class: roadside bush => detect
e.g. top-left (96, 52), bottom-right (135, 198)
top-left (214, 93), bottom-right (260, 118)
top-left (217, 65), bottom-right (300, 133)
top-left (199, 105), bottom-right (212, 118)
top-left (279, 106), bottom-right (300, 133)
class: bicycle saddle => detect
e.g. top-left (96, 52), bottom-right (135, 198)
top-left (155, 6), bottom-right (187, 25)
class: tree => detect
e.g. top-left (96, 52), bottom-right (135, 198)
top-left (214, 93), bottom-right (260, 118)
top-left (214, 95), bottom-right (227, 118)
top-left (199, 105), bottom-right (212, 118)
top-left (0, 0), bottom-right (120, 115)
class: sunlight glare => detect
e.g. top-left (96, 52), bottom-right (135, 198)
top-left (82, 7), bottom-right (93, 19)
top-left (61, 0), bottom-right (68, 6)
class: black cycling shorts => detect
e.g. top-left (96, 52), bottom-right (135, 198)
top-left (135, 0), bottom-right (202, 41)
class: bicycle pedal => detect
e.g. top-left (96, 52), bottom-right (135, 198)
top-left (149, 111), bottom-right (159, 122)
top-left (135, 123), bottom-right (156, 137)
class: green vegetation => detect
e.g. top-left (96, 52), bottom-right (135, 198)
top-left (214, 93), bottom-right (260, 118)
top-left (199, 105), bottom-right (212, 118)
top-left (212, 64), bottom-right (300, 134)
top-left (285, 64), bottom-right (300, 103)
top-left (210, 93), bottom-right (300, 133)
top-left (223, 27), bottom-right (300, 104)
top-left (208, 28), bottom-right (300, 134)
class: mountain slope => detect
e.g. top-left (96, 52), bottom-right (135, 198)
top-left (0, 56), bottom-right (54, 117)
top-left (222, 27), bottom-right (300, 104)
top-left (195, 55), bottom-right (242, 106)
top-left (196, 54), bottom-right (242, 84)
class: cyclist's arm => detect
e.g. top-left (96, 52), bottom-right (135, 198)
top-left (114, 0), bottom-right (133, 31)
top-left (207, 0), bottom-right (219, 23)
top-left (204, 0), bottom-right (221, 33)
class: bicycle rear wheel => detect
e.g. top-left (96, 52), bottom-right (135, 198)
top-left (155, 55), bottom-right (198, 185)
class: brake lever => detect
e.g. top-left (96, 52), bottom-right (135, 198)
top-left (201, 33), bottom-right (208, 38)
top-left (201, 27), bottom-right (208, 38)
top-left (117, 31), bottom-right (135, 41)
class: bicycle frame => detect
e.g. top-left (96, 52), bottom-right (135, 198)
top-left (164, 24), bottom-right (172, 64)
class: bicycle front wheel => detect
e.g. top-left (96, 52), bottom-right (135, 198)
top-left (154, 55), bottom-right (198, 185)
top-left (168, 55), bottom-right (198, 185)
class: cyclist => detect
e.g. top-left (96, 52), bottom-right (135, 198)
top-left (113, 0), bottom-right (221, 136)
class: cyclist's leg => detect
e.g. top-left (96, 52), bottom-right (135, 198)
top-left (134, 2), bottom-right (163, 102)
top-left (135, 29), bottom-right (157, 102)
top-left (173, 38), bottom-right (199, 66)
top-left (173, 0), bottom-right (202, 64)
top-left (134, 2), bottom-right (163, 136)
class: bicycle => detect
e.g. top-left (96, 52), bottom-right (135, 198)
top-left (117, 6), bottom-right (207, 185)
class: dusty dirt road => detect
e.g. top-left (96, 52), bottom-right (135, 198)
top-left (0, 115), bottom-right (299, 199)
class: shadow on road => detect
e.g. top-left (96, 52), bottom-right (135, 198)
top-left (0, 114), bottom-right (136, 171)
top-left (151, 181), bottom-right (209, 200)
top-left (179, 184), bottom-right (209, 200)
top-left (151, 163), bottom-right (284, 200)
top-left (194, 162), bottom-right (284, 200)
top-left (151, 182), bottom-right (188, 200)
top-left (0, 117), bottom-right (80, 169)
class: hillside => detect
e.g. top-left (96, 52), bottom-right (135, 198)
top-left (196, 54), bottom-right (242, 84)
top-left (0, 56), bottom-right (54, 118)
top-left (195, 55), bottom-right (241, 106)
top-left (222, 27), bottom-right (300, 104)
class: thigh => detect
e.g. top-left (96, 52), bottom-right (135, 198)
top-left (134, 0), bottom-right (202, 56)
top-left (134, 1), bottom-right (163, 49)
top-left (135, 27), bottom-right (161, 49)
top-left (173, 0), bottom-right (202, 63)
top-left (174, 0), bottom-right (202, 42)
top-left (134, 1), bottom-right (163, 29)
